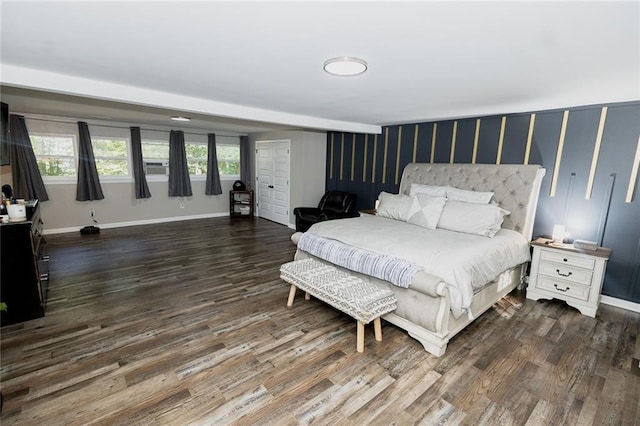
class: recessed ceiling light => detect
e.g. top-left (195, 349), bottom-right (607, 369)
top-left (323, 57), bottom-right (368, 76)
top-left (171, 116), bottom-right (191, 122)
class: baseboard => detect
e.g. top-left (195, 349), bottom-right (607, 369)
top-left (44, 212), bottom-right (230, 235)
top-left (600, 295), bottom-right (640, 314)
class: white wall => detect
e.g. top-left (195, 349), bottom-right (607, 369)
top-left (21, 117), bottom-right (238, 233)
top-left (249, 130), bottom-right (326, 228)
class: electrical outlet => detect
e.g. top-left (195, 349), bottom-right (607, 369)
top-left (179, 202), bottom-right (185, 209)
top-left (90, 209), bottom-right (95, 217)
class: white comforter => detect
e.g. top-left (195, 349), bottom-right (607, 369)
top-left (305, 215), bottom-right (530, 316)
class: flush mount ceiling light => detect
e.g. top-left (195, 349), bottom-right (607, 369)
top-left (170, 116), bottom-right (191, 122)
top-left (323, 57), bottom-right (368, 76)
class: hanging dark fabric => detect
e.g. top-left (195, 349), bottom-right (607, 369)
top-left (205, 133), bottom-right (223, 195)
top-left (76, 121), bottom-right (104, 201)
top-left (168, 130), bottom-right (192, 197)
top-left (8, 115), bottom-right (49, 201)
top-left (239, 135), bottom-right (250, 186)
top-left (1, 102), bottom-right (9, 166)
top-left (130, 127), bottom-right (151, 199)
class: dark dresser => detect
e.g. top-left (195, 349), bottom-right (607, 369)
top-left (1, 200), bottom-right (49, 326)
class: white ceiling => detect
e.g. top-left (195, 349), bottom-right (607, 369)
top-left (1, 1), bottom-right (639, 135)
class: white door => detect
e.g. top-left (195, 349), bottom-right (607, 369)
top-left (256, 140), bottom-right (290, 225)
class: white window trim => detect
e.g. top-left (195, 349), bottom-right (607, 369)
top-left (32, 132), bottom-right (78, 184)
top-left (91, 135), bottom-right (132, 181)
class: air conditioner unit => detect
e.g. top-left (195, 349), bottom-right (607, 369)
top-left (144, 161), bottom-right (169, 175)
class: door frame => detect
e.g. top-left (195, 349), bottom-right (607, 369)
top-left (255, 139), bottom-right (291, 226)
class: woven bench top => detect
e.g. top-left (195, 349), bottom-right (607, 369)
top-left (280, 258), bottom-right (397, 324)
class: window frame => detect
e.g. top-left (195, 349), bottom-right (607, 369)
top-left (90, 135), bottom-right (132, 182)
top-left (215, 140), bottom-right (241, 181)
top-left (30, 132), bottom-right (78, 184)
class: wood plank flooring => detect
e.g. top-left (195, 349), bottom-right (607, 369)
top-left (1, 217), bottom-right (639, 425)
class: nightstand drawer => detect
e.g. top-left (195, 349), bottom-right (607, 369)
top-left (538, 262), bottom-right (593, 285)
top-left (535, 276), bottom-right (591, 302)
top-left (540, 250), bottom-right (595, 270)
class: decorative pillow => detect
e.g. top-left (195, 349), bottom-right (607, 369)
top-left (409, 183), bottom-right (447, 198)
top-left (376, 192), bottom-right (414, 221)
top-left (437, 200), bottom-right (510, 237)
top-left (446, 186), bottom-right (494, 204)
top-left (406, 195), bottom-right (447, 229)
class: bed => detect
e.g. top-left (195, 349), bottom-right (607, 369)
top-left (291, 163), bottom-right (546, 356)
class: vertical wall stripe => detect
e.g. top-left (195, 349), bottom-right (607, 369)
top-left (412, 124), bottom-right (419, 163)
top-left (550, 110), bottom-right (570, 197)
top-left (382, 128), bottom-right (389, 184)
top-left (496, 116), bottom-right (506, 165)
top-left (430, 123), bottom-right (437, 163)
top-left (339, 133), bottom-right (344, 181)
top-left (472, 119), bottom-right (480, 164)
top-left (351, 133), bottom-right (356, 182)
top-left (395, 126), bottom-right (403, 185)
top-left (524, 113), bottom-right (536, 165)
top-left (362, 134), bottom-right (368, 183)
top-left (329, 133), bottom-right (334, 179)
top-left (626, 135), bottom-right (640, 203)
top-left (449, 121), bottom-right (458, 164)
top-left (371, 134), bottom-right (378, 183)
top-left (586, 107), bottom-right (608, 200)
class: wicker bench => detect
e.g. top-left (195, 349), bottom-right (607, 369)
top-left (280, 258), bottom-right (397, 352)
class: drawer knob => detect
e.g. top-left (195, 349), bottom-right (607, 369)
top-left (563, 258), bottom-right (568, 262)
top-left (554, 284), bottom-right (570, 292)
top-left (556, 269), bottom-right (572, 278)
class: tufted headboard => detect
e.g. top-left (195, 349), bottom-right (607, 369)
top-left (399, 163), bottom-right (546, 241)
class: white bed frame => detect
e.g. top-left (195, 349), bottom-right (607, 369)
top-left (296, 163), bottom-right (546, 356)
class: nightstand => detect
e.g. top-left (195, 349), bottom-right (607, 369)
top-left (526, 237), bottom-right (612, 317)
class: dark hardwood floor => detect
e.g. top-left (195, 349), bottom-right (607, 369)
top-left (1, 217), bottom-right (639, 425)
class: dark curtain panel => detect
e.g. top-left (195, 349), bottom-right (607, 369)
top-left (130, 127), bottom-right (151, 199)
top-left (76, 121), bottom-right (104, 201)
top-left (1, 102), bottom-right (9, 166)
top-left (168, 130), bottom-right (192, 197)
top-left (8, 115), bottom-right (49, 201)
top-left (239, 135), bottom-right (250, 186)
top-left (205, 133), bottom-right (223, 195)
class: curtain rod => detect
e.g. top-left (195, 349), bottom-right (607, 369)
top-left (18, 115), bottom-right (246, 138)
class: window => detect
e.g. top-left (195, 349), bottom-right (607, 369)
top-left (92, 138), bottom-right (129, 177)
top-left (31, 134), bottom-right (77, 177)
top-left (141, 140), bottom-right (169, 163)
top-left (185, 142), bottom-right (207, 176)
top-left (217, 144), bottom-right (240, 176)
top-left (141, 139), bottom-right (240, 178)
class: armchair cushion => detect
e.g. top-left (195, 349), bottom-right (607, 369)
top-left (294, 191), bottom-right (358, 232)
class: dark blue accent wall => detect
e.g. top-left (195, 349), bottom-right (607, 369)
top-left (326, 101), bottom-right (640, 304)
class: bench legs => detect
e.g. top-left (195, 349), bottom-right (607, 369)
top-left (286, 284), bottom-right (297, 307)
top-left (356, 318), bottom-right (383, 352)
top-left (287, 283), bottom-right (384, 353)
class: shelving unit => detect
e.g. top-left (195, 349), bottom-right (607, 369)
top-left (230, 190), bottom-right (254, 218)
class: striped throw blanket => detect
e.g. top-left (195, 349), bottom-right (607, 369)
top-left (297, 232), bottom-right (423, 288)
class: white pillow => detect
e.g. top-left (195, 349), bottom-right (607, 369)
top-left (406, 195), bottom-right (447, 229)
top-left (376, 192), bottom-right (413, 221)
top-left (446, 186), bottom-right (494, 204)
top-left (437, 200), bottom-right (510, 237)
top-left (409, 183), bottom-right (447, 197)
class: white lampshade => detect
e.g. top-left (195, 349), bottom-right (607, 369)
top-left (552, 225), bottom-right (565, 243)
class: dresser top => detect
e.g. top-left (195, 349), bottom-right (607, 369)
top-left (532, 237), bottom-right (612, 259)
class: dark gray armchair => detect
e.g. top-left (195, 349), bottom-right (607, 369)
top-left (293, 191), bottom-right (358, 232)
